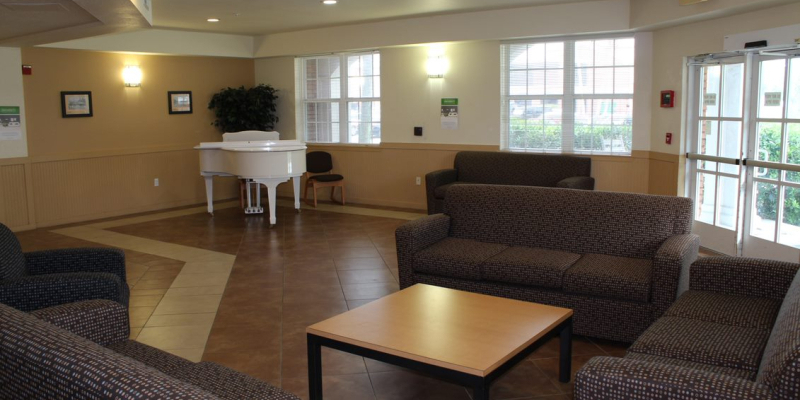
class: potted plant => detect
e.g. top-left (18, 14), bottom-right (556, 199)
top-left (208, 84), bottom-right (279, 133)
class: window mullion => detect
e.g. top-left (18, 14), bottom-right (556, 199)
top-left (563, 41), bottom-right (576, 153)
top-left (340, 54), bottom-right (348, 144)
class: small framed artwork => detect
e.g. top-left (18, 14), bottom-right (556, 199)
top-left (61, 91), bottom-right (93, 118)
top-left (168, 91), bottom-right (193, 114)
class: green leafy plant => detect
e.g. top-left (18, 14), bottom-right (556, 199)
top-left (208, 84), bottom-right (279, 133)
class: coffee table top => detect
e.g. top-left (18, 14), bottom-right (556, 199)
top-left (307, 284), bottom-right (572, 377)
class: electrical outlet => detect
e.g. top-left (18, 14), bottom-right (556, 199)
top-left (154, 178), bottom-right (159, 187)
top-left (415, 177), bottom-right (421, 186)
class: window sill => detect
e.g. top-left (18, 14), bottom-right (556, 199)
top-left (506, 149), bottom-right (633, 158)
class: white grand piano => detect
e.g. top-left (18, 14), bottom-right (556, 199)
top-left (195, 131), bottom-right (307, 226)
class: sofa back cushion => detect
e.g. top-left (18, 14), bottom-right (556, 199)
top-left (0, 303), bottom-right (217, 399)
top-left (444, 185), bottom-right (693, 259)
top-left (757, 270), bottom-right (800, 399)
top-left (0, 223), bottom-right (26, 280)
top-left (454, 151), bottom-right (590, 186)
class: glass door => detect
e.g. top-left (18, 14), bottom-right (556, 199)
top-left (686, 58), bottom-right (746, 255)
top-left (742, 55), bottom-right (800, 262)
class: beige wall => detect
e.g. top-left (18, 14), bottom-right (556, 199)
top-left (0, 48), bottom-right (255, 230)
top-left (650, 2), bottom-right (800, 157)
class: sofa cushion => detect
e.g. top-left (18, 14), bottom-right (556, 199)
top-left (629, 316), bottom-right (771, 372)
top-left (414, 238), bottom-right (507, 281)
top-left (665, 290), bottom-right (782, 330)
top-left (445, 185), bottom-right (693, 259)
top-left (107, 339), bottom-right (194, 376)
top-left (625, 352), bottom-right (757, 380)
top-left (562, 254), bottom-right (652, 302)
top-left (481, 247), bottom-right (581, 288)
top-left (453, 151), bottom-right (591, 187)
top-left (433, 181), bottom-right (475, 199)
top-left (173, 362), bottom-right (300, 400)
top-left (756, 270), bottom-right (800, 398)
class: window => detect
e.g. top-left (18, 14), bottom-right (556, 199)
top-left (501, 37), bottom-right (635, 155)
top-left (299, 51), bottom-right (381, 144)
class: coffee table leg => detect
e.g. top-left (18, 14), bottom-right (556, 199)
top-left (307, 334), bottom-right (323, 400)
top-left (559, 318), bottom-right (573, 383)
top-left (473, 380), bottom-right (490, 400)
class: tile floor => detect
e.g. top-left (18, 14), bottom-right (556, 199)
top-left (16, 201), bottom-right (629, 400)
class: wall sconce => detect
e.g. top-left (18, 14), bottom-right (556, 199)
top-left (123, 65), bottom-right (142, 87)
top-left (427, 55), bottom-right (447, 78)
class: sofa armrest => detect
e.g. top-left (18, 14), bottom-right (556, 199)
top-left (651, 234), bottom-right (700, 317)
top-left (425, 169), bottom-right (458, 214)
top-left (395, 214), bottom-right (451, 289)
top-left (25, 247), bottom-right (126, 282)
top-left (556, 176), bottom-right (595, 190)
top-left (690, 256), bottom-right (800, 300)
top-left (30, 300), bottom-right (130, 346)
top-left (0, 272), bottom-right (129, 312)
top-left (575, 356), bottom-right (772, 400)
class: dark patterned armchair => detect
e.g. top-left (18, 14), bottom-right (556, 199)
top-left (0, 300), bottom-right (299, 399)
top-left (575, 257), bottom-right (800, 400)
top-left (425, 151), bottom-right (593, 214)
top-left (397, 185), bottom-right (698, 342)
top-left (0, 223), bottom-right (129, 311)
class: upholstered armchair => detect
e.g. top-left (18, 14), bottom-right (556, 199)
top-left (0, 223), bottom-right (129, 312)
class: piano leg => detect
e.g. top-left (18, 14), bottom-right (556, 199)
top-left (203, 175), bottom-right (214, 215)
top-left (252, 178), bottom-right (283, 227)
top-left (293, 176), bottom-right (301, 213)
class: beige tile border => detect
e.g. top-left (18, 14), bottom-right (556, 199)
top-left (50, 200), bottom-right (416, 361)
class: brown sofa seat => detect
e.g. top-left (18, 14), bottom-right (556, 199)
top-left (629, 316), bottom-right (771, 372)
top-left (398, 185), bottom-right (699, 342)
top-left (481, 247), bottom-right (581, 288)
top-left (624, 352), bottom-right (757, 380)
top-left (563, 254), bottom-right (652, 303)
top-left (664, 290), bottom-right (782, 330)
top-left (574, 257), bottom-right (800, 400)
top-left (414, 238), bottom-right (507, 281)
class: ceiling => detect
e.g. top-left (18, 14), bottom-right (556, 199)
top-left (151, 0), bottom-right (600, 36)
top-left (0, 0), bottom-right (150, 46)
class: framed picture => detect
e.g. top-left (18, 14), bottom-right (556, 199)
top-left (61, 91), bottom-right (93, 118)
top-left (168, 91), bottom-right (193, 114)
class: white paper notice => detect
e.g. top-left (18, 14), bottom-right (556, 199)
top-left (703, 93), bottom-right (717, 107)
top-left (764, 92), bottom-right (782, 107)
top-left (0, 106), bottom-right (22, 141)
top-left (0, 131), bottom-right (21, 141)
top-left (440, 98), bottom-right (459, 130)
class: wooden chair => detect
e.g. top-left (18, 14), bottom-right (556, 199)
top-left (304, 151), bottom-right (345, 207)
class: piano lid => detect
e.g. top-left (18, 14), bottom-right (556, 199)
top-left (194, 139), bottom-right (306, 152)
top-left (223, 131), bottom-right (280, 142)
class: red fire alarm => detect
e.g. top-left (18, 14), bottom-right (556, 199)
top-left (22, 65), bottom-right (32, 75)
top-left (661, 90), bottom-right (674, 108)
top-left (666, 132), bottom-right (673, 145)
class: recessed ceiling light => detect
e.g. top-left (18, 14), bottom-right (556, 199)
top-left (207, 18), bottom-right (220, 22)
top-left (322, 0), bottom-right (337, 5)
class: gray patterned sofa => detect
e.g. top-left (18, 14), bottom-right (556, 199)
top-left (425, 151), bottom-right (593, 214)
top-left (575, 256), bottom-right (800, 400)
top-left (0, 300), bottom-right (299, 399)
top-left (0, 222), bottom-right (129, 311)
top-left (397, 185), bottom-right (698, 342)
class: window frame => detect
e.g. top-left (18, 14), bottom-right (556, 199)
top-left (501, 35), bottom-right (635, 156)
top-left (298, 51), bottom-right (381, 145)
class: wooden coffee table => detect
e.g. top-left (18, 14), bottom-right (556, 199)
top-left (306, 284), bottom-right (573, 400)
